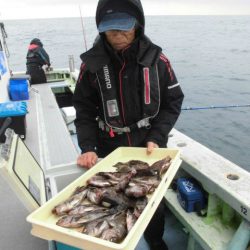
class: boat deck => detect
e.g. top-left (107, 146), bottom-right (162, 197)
top-left (1, 80), bottom-right (79, 250)
top-left (1, 80), bottom-right (194, 250)
top-left (25, 82), bottom-right (78, 170)
top-left (0, 172), bottom-right (48, 250)
top-left (2, 78), bottom-right (250, 250)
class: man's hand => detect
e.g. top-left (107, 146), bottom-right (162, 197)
top-left (146, 141), bottom-right (159, 155)
top-left (77, 152), bottom-right (98, 169)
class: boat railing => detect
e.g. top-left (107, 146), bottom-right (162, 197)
top-left (166, 128), bottom-right (250, 250)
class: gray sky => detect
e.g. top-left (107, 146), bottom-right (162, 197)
top-left (1, 0), bottom-right (250, 19)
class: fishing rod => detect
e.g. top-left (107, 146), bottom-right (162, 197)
top-left (79, 5), bottom-right (88, 52)
top-left (182, 104), bottom-right (250, 111)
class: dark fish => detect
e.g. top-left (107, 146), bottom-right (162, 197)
top-left (113, 160), bottom-right (150, 172)
top-left (131, 176), bottom-right (161, 188)
top-left (150, 156), bottom-right (172, 175)
top-left (52, 187), bottom-right (88, 215)
top-left (83, 220), bottom-right (110, 237)
top-left (76, 210), bottom-right (111, 224)
top-left (82, 207), bottom-right (125, 237)
top-left (54, 157), bottom-right (172, 236)
top-left (57, 210), bottom-right (112, 228)
top-left (134, 197), bottom-right (148, 217)
top-left (126, 209), bottom-right (137, 232)
top-left (72, 186), bottom-right (88, 195)
top-left (87, 175), bottom-right (112, 187)
top-left (128, 160), bottom-right (150, 170)
top-left (133, 169), bottom-right (157, 177)
top-left (125, 183), bottom-right (151, 198)
top-left (86, 187), bottom-right (103, 204)
top-left (97, 172), bottom-right (131, 181)
top-left (115, 172), bottom-right (134, 192)
top-left (114, 160), bottom-right (156, 176)
top-left (101, 212), bottom-right (127, 243)
top-left (101, 188), bottom-right (135, 207)
top-left (101, 225), bottom-right (127, 242)
top-left (112, 162), bottom-right (132, 173)
top-left (56, 215), bottom-right (84, 228)
top-left (97, 172), bottom-right (136, 188)
top-left (68, 204), bottom-right (108, 215)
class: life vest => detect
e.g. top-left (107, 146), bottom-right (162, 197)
top-left (95, 63), bottom-right (160, 132)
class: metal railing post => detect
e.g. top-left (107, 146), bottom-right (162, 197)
top-left (227, 219), bottom-right (250, 250)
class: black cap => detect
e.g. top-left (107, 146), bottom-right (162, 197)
top-left (96, 0), bottom-right (145, 30)
top-left (30, 38), bottom-right (43, 47)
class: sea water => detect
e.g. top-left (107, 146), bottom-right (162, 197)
top-left (4, 16), bottom-right (250, 171)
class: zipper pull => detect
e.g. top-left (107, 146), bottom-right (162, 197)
top-left (109, 127), bottom-right (115, 138)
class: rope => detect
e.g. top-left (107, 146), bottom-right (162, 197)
top-left (182, 104), bottom-right (250, 111)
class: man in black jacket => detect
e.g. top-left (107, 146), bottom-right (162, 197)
top-left (26, 38), bottom-right (50, 85)
top-left (73, 0), bottom-right (184, 249)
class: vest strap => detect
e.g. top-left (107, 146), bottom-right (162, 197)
top-left (97, 117), bottom-right (151, 134)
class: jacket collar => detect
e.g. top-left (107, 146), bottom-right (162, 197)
top-left (137, 36), bottom-right (162, 67)
top-left (80, 38), bottom-right (110, 73)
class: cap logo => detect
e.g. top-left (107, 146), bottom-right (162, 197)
top-left (106, 9), bottom-right (113, 14)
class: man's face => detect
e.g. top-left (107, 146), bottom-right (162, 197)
top-left (105, 28), bottom-right (136, 51)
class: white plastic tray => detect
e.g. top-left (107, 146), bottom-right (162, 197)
top-left (27, 147), bottom-right (181, 250)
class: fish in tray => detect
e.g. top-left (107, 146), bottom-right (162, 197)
top-left (113, 160), bottom-right (150, 173)
top-left (101, 187), bottom-right (137, 207)
top-left (150, 156), bottom-right (172, 175)
top-left (57, 205), bottom-right (120, 228)
top-left (126, 209), bottom-right (138, 232)
top-left (86, 175), bottom-right (112, 187)
top-left (133, 197), bottom-right (148, 217)
top-left (57, 209), bottom-right (116, 228)
top-left (52, 186), bottom-right (88, 215)
top-left (82, 209), bottom-right (128, 243)
top-left (87, 172), bottom-right (134, 191)
top-left (68, 204), bottom-right (109, 215)
top-left (101, 211), bottom-right (127, 243)
top-left (113, 157), bottom-right (172, 176)
top-left (124, 175), bottom-right (161, 198)
top-left (52, 156), bottom-right (172, 243)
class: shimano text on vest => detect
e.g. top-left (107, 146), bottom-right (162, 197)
top-left (103, 65), bottom-right (112, 89)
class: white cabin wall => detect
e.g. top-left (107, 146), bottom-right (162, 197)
top-left (0, 71), bottom-right (10, 103)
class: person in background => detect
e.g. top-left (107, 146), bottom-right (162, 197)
top-left (26, 38), bottom-right (50, 85)
top-left (73, 0), bottom-right (184, 249)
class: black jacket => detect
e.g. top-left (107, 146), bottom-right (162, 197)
top-left (73, 0), bottom-right (184, 157)
top-left (26, 42), bottom-right (50, 67)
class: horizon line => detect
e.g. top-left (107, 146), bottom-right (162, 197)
top-left (2, 14), bottom-right (250, 21)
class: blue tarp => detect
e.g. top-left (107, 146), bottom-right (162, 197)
top-left (0, 101), bottom-right (27, 117)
